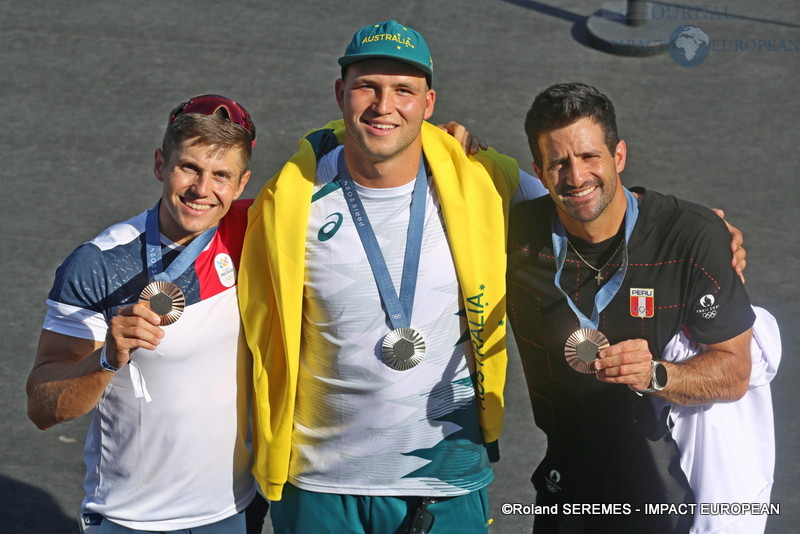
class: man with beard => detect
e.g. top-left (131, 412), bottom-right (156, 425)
top-left (506, 82), bottom-right (761, 534)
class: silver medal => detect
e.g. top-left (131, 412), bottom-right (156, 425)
top-left (564, 328), bottom-right (610, 374)
top-left (139, 281), bottom-right (185, 326)
top-left (381, 328), bottom-right (426, 371)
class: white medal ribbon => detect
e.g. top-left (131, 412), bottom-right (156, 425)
top-left (128, 359), bottom-right (152, 403)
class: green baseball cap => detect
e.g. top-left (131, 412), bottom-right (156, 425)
top-left (338, 20), bottom-right (433, 85)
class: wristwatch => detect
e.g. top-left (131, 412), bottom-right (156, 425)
top-left (641, 360), bottom-right (668, 393)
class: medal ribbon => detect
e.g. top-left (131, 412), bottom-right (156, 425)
top-left (128, 361), bottom-right (152, 402)
top-left (336, 150), bottom-right (427, 330)
top-left (131, 201), bottom-right (217, 402)
top-left (145, 201), bottom-right (217, 282)
top-left (552, 187), bottom-right (639, 330)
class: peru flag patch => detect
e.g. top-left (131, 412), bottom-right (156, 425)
top-left (630, 288), bottom-right (654, 318)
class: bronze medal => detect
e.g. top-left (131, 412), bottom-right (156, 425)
top-left (139, 281), bottom-right (185, 326)
top-left (564, 328), bottom-right (610, 374)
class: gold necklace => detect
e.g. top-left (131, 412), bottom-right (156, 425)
top-left (567, 238), bottom-right (624, 286)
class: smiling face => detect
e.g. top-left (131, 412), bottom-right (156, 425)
top-left (335, 59), bottom-right (435, 166)
top-left (533, 118), bottom-right (628, 240)
top-left (153, 138), bottom-right (250, 244)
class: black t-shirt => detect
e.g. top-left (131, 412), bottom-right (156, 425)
top-left (507, 188), bottom-right (755, 533)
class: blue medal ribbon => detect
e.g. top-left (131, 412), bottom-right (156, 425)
top-left (144, 201), bottom-right (217, 282)
top-left (336, 150), bottom-right (427, 330)
top-left (134, 200), bottom-right (217, 404)
top-left (551, 187), bottom-right (639, 329)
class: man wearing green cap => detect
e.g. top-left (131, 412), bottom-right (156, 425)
top-left (239, 20), bottom-right (546, 533)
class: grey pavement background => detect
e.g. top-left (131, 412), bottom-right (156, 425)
top-left (1, 1), bottom-right (797, 532)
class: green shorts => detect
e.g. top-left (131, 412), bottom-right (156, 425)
top-left (271, 483), bottom-right (489, 534)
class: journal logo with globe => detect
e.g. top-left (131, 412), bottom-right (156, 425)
top-left (668, 25), bottom-right (710, 66)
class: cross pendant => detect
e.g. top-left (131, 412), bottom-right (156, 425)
top-left (594, 271), bottom-right (604, 286)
